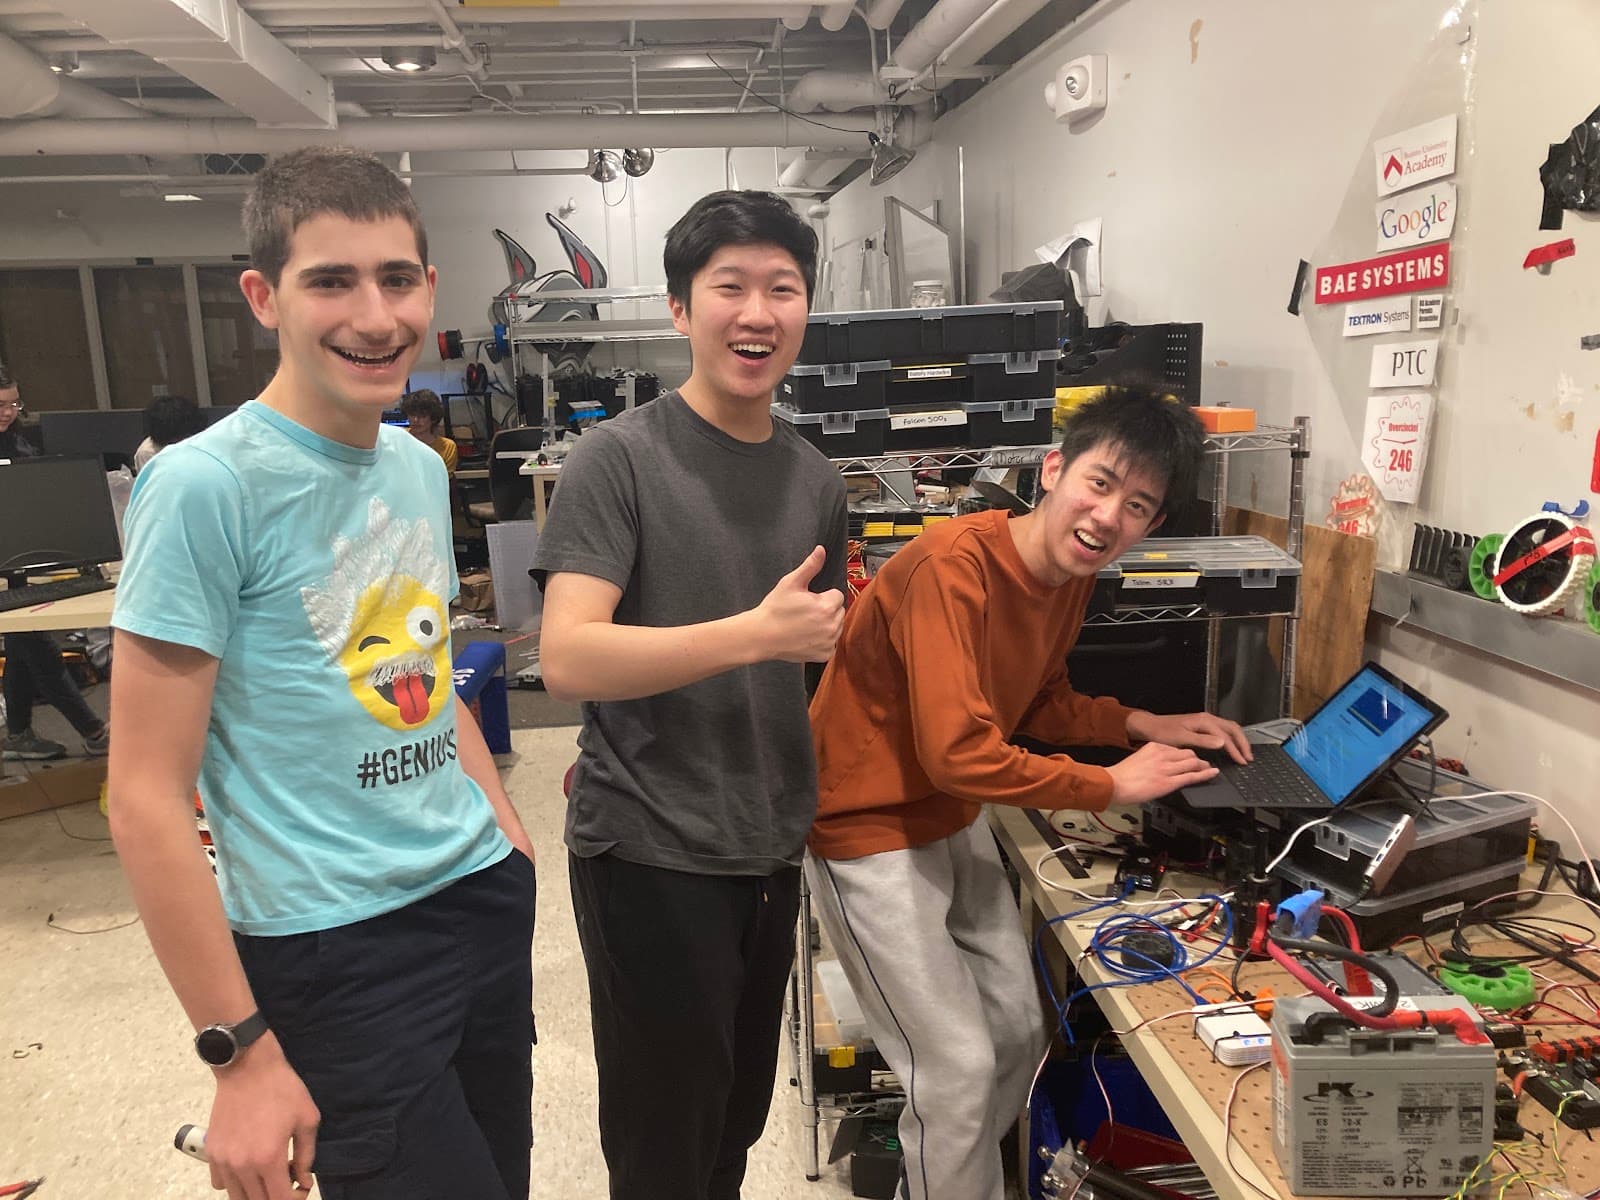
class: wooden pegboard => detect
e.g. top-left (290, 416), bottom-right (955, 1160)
top-left (1116, 946), bottom-right (1600, 1200)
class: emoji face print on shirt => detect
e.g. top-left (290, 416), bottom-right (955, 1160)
top-left (301, 498), bottom-right (451, 731)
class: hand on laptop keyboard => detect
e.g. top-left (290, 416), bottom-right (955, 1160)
top-left (1107, 742), bottom-right (1221, 806)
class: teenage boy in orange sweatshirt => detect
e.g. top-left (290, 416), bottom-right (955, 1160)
top-left (806, 388), bottom-right (1251, 1200)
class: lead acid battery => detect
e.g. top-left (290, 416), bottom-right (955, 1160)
top-left (1270, 996), bottom-right (1495, 1196)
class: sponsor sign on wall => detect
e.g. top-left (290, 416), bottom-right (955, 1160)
top-left (1315, 244), bottom-right (1449, 304)
top-left (1414, 294), bottom-right (1444, 330)
top-left (1343, 298), bottom-right (1412, 339)
top-left (1369, 338), bottom-right (1440, 389)
top-left (1363, 392), bottom-right (1434, 503)
top-left (1375, 182), bottom-right (1456, 252)
top-left (1374, 115), bottom-right (1457, 197)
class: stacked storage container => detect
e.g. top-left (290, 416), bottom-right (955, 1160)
top-left (774, 301), bottom-right (1064, 457)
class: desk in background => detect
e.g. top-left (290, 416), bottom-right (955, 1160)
top-left (516, 457), bottom-right (562, 531)
top-left (0, 586), bottom-right (116, 635)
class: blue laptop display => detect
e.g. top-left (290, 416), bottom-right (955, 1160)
top-left (1183, 661), bottom-right (1449, 810)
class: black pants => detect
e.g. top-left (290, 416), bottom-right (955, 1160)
top-left (569, 852), bottom-right (801, 1200)
top-left (236, 851), bottom-right (537, 1199)
top-left (2, 631), bottom-right (101, 737)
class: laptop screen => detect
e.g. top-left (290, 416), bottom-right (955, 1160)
top-left (1283, 663), bottom-right (1445, 804)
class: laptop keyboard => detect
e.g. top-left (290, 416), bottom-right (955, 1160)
top-left (1228, 744), bottom-right (1327, 807)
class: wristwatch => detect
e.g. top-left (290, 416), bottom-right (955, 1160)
top-left (194, 1011), bottom-right (270, 1068)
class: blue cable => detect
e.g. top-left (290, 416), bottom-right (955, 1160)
top-left (1033, 893), bottom-right (1235, 1044)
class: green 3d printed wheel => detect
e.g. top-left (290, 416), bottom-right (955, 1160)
top-left (1468, 533), bottom-right (1504, 601)
top-left (1438, 961), bottom-right (1535, 1012)
top-left (1585, 561), bottom-right (1600, 634)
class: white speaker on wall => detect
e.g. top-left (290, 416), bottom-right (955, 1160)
top-left (1044, 53), bottom-right (1107, 123)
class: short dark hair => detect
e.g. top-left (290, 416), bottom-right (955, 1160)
top-left (146, 394), bottom-right (206, 447)
top-left (401, 388), bottom-right (446, 429)
top-left (243, 146), bottom-right (428, 287)
top-left (663, 190), bottom-right (818, 312)
top-left (1055, 387), bottom-right (1207, 518)
top-left (0, 363), bottom-right (13, 390)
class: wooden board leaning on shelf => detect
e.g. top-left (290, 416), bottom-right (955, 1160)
top-left (1226, 508), bottom-right (1376, 720)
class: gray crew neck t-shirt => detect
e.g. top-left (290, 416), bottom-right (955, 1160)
top-left (531, 392), bottom-right (848, 875)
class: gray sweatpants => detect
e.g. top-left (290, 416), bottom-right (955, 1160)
top-left (806, 817), bottom-right (1049, 1200)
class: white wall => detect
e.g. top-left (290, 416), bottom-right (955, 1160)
top-left (829, 0), bottom-right (1600, 848)
top-left (0, 145), bottom-right (781, 398)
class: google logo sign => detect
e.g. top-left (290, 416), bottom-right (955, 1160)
top-left (1376, 182), bottom-right (1455, 251)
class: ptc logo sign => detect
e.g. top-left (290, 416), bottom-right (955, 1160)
top-left (1376, 182), bottom-right (1456, 252)
top-left (1374, 114), bottom-right (1457, 197)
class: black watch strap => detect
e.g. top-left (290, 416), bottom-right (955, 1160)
top-left (195, 1010), bottom-right (270, 1067)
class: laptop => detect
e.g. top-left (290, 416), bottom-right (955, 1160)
top-left (1182, 661), bottom-right (1448, 810)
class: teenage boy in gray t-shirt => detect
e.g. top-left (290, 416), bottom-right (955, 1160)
top-left (533, 189), bottom-right (847, 1198)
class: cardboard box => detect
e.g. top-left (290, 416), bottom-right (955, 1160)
top-left (456, 571), bottom-right (496, 615)
top-left (0, 757), bottom-right (108, 822)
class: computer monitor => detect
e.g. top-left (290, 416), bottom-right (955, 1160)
top-left (0, 456), bottom-right (123, 573)
top-left (37, 409), bottom-right (147, 470)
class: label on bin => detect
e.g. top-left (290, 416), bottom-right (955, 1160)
top-left (1121, 571), bottom-right (1200, 590)
top-left (890, 409), bottom-right (966, 430)
top-left (904, 366), bottom-right (954, 380)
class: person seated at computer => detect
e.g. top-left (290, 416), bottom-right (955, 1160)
top-left (805, 389), bottom-right (1249, 1200)
top-left (401, 388), bottom-right (458, 476)
top-left (0, 364), bottom-right (40, 460)
top-left (134, 394), bottom-right (206, 472)
top-left (0, 365), bottom-right (110, 761)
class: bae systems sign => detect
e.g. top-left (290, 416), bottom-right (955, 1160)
top-left (1374, 115), bottom-right (1457, 197)
top-left (1375, 182), bottom-right (1456, 252)
top-left (1314, 243), bottom-right (1450, 304)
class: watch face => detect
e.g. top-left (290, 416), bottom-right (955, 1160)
top-left (196, 1026), bottom-right (238, 1067)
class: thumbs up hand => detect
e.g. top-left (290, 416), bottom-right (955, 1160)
top-left (752, 545), bottom-right (845, 663)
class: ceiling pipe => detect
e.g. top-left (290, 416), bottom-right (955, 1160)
top-left (0, 110), bottom-right (885, 157)
top-left (882, 0), bottom-right (995, 75)
top-left (937, 0), bottom-right (1055, 68)
top-left (0, 165), bottom-right (596, 186)
top-left (781, 7), bottom-right (811, 30)
top-left (423, 0), bottom-right (486, 78)
top-left (863, 0), bottom-right (908, 30)
top-left (778, 153), bottom-right (859, 189)
top-left (818, 0), bottom-right (853, 31)
top-left (785, 70), bottom-right (892, 113)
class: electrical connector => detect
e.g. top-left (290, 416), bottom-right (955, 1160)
top-left (1274, 889), bottom-right (1324, 940)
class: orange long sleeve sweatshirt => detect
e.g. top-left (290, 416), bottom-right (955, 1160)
top-left (808, 510), bottom-right (1135, 861)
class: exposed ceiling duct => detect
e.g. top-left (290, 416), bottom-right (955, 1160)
top-left (0, 29), bottom-right (144, 120)
top-left (46, 0), bottom-right (337, 128)
top-left (785, 70), bottom-right (892, 113)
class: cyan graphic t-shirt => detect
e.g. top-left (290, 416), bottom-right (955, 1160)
top-left (112, 401), bottom-right (510, 935)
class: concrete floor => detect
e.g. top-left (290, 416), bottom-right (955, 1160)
top-left (1, 723), bottom-right (862, 1199)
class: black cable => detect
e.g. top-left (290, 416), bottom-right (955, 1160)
top-left (1271, 935), bottom-right (1404, 1018)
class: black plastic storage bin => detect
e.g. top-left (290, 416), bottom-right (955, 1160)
top-left (963, 397), bottom-right (1055, 448)
top-left (772, 403), bottom-right (888, 458)
top-left (968, 350), bottom-right (1061, 403)
top-left (799, 301), bottom-right (1063, 364)
top-left (779, 360), bottom-right (890, 414)
top-left (1057, 322), bottom-right (1203, 404)
top-left (1087, 536), bottom-right (1302, 619)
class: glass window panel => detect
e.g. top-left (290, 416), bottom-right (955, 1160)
top-left (93, 266), bottom-right (196, 410)
top-left (0, 268), bottom-right (97, 412)
top-left (197, 265), bottom-right (276, 407)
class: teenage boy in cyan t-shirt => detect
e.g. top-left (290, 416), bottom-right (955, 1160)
top-left (533, 190), bottom-right (847, 1198)
top-left (109, 147), bottom-right (536, 1200)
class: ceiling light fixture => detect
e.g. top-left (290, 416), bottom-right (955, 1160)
top-left (868, 132), bottom-right (915, 186)
top-left (164, 193), bottom-right (203, 203)
top-left (586, 150), bottom-right (623, 184)
top-left (621, 148), bottom-right (655, 178)
top-left (382, 46), bottom-right (436, 73)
